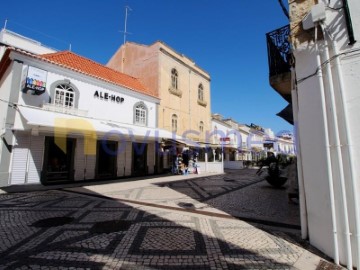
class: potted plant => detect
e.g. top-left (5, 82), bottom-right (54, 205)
top-left (264, 153), bottom-right (288, 187)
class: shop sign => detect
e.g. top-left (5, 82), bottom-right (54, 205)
top-left (94, 90), bottom-right (124, 103)
top-left (22, 66), bottom-right (47, 95)
top-left (220, 137), bottom-right (231, 145)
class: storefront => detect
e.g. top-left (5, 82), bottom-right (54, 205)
top-left (42, 136), bottom-right (76, 183)
top-left (0, 48), bottom-right (176, 187)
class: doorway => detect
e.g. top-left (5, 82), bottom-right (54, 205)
top-left (132, 142), bottom-right (147, 176)
top-left (42, 136), bottom-right (75, 183)
top-left (96, 140), bottom-right (117, 179)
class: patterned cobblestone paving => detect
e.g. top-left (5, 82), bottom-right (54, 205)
top-left (66, 169), bottom-right (300, 226)
top-left (0, 188), bottom-right (330, 270)
top-left (0, 170), bottom-right (340, 269)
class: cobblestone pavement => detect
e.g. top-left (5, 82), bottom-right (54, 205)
top-left (65, 169), bottom-right (300, 226)
top-left (0, 169), bottom-right (342, 269)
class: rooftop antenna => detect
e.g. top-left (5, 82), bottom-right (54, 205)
top-left (122, 5), bottom-right (132, 45)
top-left (3, 19), bottom-right (8, 30)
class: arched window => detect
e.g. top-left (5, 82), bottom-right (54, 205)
top-left (199, 121), bottom-right (204, 133)
top-left (172, 114), bottom-right (178, 132)
top-left (198, 84), bottom-right (204, 101)
top-left (54, 84), bottom-right (75, 108)
top-left (171, 68), bottom-right (178, 89)
top-left (134, 102), bottom-right (148, 126)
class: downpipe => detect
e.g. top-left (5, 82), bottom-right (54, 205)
top-left (322, 22), bottom-right (360, 269)
top-left (314, 25), bottom-right (340, 266)
top-left (320, 23), bottom-right (352, 269)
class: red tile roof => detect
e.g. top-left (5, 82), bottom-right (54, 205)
top-left (39, 51), bottom-right (156, 98)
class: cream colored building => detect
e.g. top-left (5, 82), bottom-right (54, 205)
top-left (107, 41), bottom-right (211, 142)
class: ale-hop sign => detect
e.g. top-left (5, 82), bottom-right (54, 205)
top-left (23, 66), bottom-right (47, 95)
top-left (94, 90), bottom-right (125, 103)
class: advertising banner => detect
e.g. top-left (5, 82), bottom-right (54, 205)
top-left (23, 66), bottom-right (47, 95)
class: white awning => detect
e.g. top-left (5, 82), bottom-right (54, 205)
top-left (16, 106), bottom-right (177, 140)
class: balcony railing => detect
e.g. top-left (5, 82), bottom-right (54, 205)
top-left (42, 103), bottom-right (88, 117)
top-left (266, 25), bottom-right (291, 77)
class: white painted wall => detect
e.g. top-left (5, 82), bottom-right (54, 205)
top-left (0, 29), bottom-right (56, 58)
top-left (15, 65), bottom-right (158, 129)
top-left (211, 119), bottom-right (242, 148)
top-left (292, 0), bottom-right (360, 266)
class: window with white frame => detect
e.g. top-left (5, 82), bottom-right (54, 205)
top-left (134, 102), bottom-right (147, 126)
top-left (172, 114), bottom-right (178, 132)
top-left (171, 68), bottom-right (178, 89)
top-left (54, 84), bottom-right (75, 108)
top-left (198, 84), bottom-right (204, 101)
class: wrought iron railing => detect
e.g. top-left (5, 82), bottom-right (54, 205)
top-left (266, 25), bottom-right (291, 77)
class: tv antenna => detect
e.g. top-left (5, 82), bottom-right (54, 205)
top-left (121, 5), bottom-right (132, 45)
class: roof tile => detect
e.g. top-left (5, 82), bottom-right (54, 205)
top-left (40, 51), bottom-right (156, 98)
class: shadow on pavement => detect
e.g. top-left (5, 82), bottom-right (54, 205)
top-left (0, 187), bottom-right (304, 269)
top-left (152, 168), bottom-right (300, 227)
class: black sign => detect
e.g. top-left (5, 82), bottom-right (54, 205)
top-left (22, 66), bottom-right (47, 95)
top-left (94, 91), bottom-right (124, 103)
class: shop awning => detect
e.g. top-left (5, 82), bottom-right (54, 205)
top-left (162, 138), bottom-right (203, 148)
top-left (276, 104), bottom-right (294, 125)
top-left (16, 106), bottom-right (177, 140)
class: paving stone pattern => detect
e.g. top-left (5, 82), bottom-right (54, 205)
top-left (0, 169), bottom-right (340, 269)
top-left (0, 188), bottom-right (307, 270)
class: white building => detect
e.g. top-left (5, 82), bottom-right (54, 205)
top-left (0, 47), bottom-right (175, 186)
top-left (211, 114), bottom-right (243, 169)
top-left (267, 0), bottom-right (360, 267)
top-left (0, 28), bottom-right (57, 59)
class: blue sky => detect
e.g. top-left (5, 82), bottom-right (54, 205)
top-left (1, 0), bottom-right (292, 134)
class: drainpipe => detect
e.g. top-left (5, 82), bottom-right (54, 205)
top-left (290, 67), bottom-right (308, 240)
top-left (320, 24), bottom-right (352, 268)
top-left (314, 25), bottom-right (340, 266)
top-left (322, 23), bottom-right (360, 269)
top-left (342, 0), bottom-right (356, 45)
top-left (25, 136), bottom-right (31, 184)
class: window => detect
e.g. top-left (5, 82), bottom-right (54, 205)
top-left (171, 68), bottom-right (178, 89)
top-left (197, 83), bottom-right (207, 106)
top-left (199, 121), bottom-right (204, 133)
top-left (134, 102), bottom-right (147, 126)
top-left (198, 84), bottom-right (204, 101)
top-left (172, 114), bottom-right (178, 132)
top-left (54, 84), bottom-right (75, 108)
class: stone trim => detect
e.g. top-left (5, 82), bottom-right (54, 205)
top-left (197, 99), bottom-right (207, 107)
top-left (168, 87), bottom-right (182, 98)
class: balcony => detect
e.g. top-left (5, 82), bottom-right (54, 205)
top-left (266, 25), bottom-right (292, 102)
top-left (42, 103), bottom-right (88, 117)
top-left (168, 86), bottom-right (182, 97)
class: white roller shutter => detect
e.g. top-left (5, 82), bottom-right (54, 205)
top-left (27, 136), bottom-right (44, 184)
top-left (10, 134), bottom-right (30, 185)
